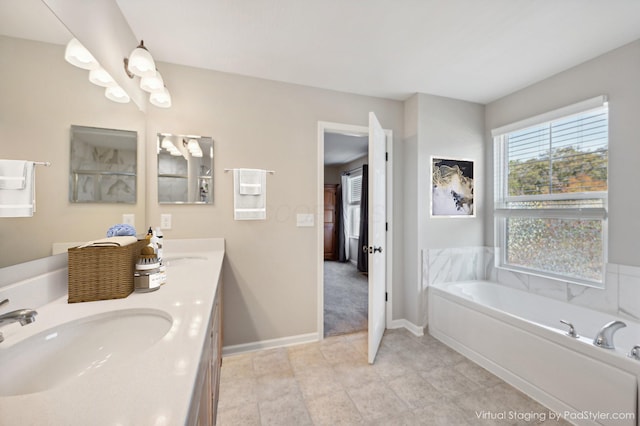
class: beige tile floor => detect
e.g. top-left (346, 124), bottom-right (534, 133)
top-left (217, 329), bottom-right (571, 425)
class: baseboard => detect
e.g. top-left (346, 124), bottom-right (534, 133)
top-left (388, 319), bottom-right (425, 336)
top-left (222, 332), bottom-right (319, 357)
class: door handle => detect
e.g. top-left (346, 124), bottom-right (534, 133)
top-left (363, 246), bottom-right (383, 254)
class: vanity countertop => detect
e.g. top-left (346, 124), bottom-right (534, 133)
top-left (0, 238), bottom-right (224, 426)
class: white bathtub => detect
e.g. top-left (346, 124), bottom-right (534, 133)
top-left (428, 280), bottom-right (640, 426)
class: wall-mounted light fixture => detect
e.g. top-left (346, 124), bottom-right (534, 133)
top-left (124, 40), bottom-right (172, 108)
top-left (64, 38), bottom-right (131, 104)
top-left (184, 139), bottom-right (203, 157)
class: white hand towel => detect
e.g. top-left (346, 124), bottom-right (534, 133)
top-left (239, 169), bottom-right (263, 195)
top-left (233, 169), bottom-right (266, 220)
top-left (0, 160), bottom-right (27, 189)
top-left (0, 161), bottom-right (35, 217)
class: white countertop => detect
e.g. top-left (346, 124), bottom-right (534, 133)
top-left (0, 238), bottom-right (224, 426)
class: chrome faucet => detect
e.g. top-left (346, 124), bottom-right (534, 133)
top-left (0, 299), bottom-right (38, 343)
top-left (593, 320), bottom-right (626, 349)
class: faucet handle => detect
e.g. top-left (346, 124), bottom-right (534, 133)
top-left (560, 320), bottom-right (579, 338)
top-left (0, 299), bottom-right (8, 307)
top-left (628, 345), bottom-right (640, 360)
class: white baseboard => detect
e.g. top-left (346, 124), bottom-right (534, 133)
top-left (389, 319), bottom-right (425, 336)
top-left (222, 332), bottom-right (319, 357)
top-left (223, 320), bottom-right (425, 357)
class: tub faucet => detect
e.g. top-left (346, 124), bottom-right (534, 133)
top-left (593, 320), bottom-right (626, 349)
top-left (0, 299), bottom-right (38, 343)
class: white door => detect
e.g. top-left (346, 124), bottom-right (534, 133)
top-left (367, 112), bottom-right (386, 364)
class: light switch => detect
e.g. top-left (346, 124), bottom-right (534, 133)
top-left (296, 213), bottom-right (314, 227)
top-left (122, 214), bottom-right (135, 226)
top-left (160, 214), bottom-right (172, 230)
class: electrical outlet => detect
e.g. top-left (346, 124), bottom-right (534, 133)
top-left (160, 214), bottom-right (172, 230)
top-left (122, 214), bottom-right (135, 226)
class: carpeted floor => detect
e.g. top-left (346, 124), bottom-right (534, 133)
top-left (323, 261), bottom-right (368, 337)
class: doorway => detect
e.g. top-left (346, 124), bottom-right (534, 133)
top-left (323, 133), bottom-right (369, 337)
top-left (317, 119), bottom-right (393, 362)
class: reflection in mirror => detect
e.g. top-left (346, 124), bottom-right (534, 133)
top-left (70, 125), bottom-right (137, 203)
top-left (157, 134), bottom-right (213, 204)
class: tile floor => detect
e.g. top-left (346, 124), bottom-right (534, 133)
top-left (217, 329), bottom-right (571, 425)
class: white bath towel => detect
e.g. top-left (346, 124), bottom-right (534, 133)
top-left (0, 161), bottom-right (35, 217)
top-left (233, 169), bottom-right (266, 220)
top-left (0, 160), bottom-right (27, 189)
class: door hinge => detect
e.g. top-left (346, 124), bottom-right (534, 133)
top-left (385, 152), bottom-right (388, 161)
top-left (385, 292), bottom-right (388, 302)
top-left (385, 222), bottom-right (388, 231)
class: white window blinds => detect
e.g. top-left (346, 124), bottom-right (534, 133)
top-left (349, 175), bottom-right (362, 204)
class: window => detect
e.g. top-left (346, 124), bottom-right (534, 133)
top-left (348, 174), bottom-right (362, 238)
top-left (493, 96), bottom-right (608, 286)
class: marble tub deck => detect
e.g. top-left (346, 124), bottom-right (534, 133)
top-left (217, 328), bottom-right (570, 425)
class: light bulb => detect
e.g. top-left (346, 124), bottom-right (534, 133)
top-left (150, 87), bottom-right (172, 108)
top-left (126, 41), bottom-right (157, 78)
top-left (89, 67), bottom-right (116, 87)
top-left (105, 86), bottom-right (130, 103)
top-left (140, 70), bottom-right (164, 93)
top-left (64, 38), bottom-right (98, 70)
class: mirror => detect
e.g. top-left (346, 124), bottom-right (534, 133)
top-left (0, 0), bottom-right (146, 268)
top-left (157, 134), bottom-right (213, 204)
top-left (70, 125), bottom-right (137, 203)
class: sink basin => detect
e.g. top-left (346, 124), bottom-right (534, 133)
top-left (0, 308), bottom-right (172, 396)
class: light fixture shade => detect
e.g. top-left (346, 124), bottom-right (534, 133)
top-left (105, 86), bottom-right (130, 103)
top-left (64, 38), bottom-right (98, 70)
top-left (127, 42), bottom-right (157, 78)
top-left (161, 139), bottom-right (175, 150)
top-left (89, 67), bottom-right (116, 87)
top-left (140, 70), bottom-right (164, 93)
top-left (149, 87), bottom-right (172, 108)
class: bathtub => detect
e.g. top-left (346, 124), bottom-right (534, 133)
top-left (428, 280), bottom-right (640, 426)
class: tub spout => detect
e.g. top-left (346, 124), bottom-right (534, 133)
top-left (593, 320), bottom-right (626, 349)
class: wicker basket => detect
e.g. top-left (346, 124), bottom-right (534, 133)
top-left (67, 239), bottom-right (147, 303)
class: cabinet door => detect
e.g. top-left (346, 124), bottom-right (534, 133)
top-left (211, 285), bottom-right (222, 424)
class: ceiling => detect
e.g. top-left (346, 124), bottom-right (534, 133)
top-left (3, 1), bottom-right (640, 105)
top-left (115, 0), bottom-right (640, 104)
top-left (324, 133), bottom-right (368, 166)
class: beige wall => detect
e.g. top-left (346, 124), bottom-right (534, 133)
top-left (0, 36), bottom-right (146, 267)
top-left (145, 62), bottom-right (404, 345)
top-left (485, 39), bottom-right (640, 267)
top-left (403, 93), bottom-right (486, 327)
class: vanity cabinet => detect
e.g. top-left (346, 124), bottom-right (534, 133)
top-left (194, 282), bottom-right (223, 425)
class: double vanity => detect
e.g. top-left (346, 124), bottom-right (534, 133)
top-left (0, 238), bottom-right (224, 425)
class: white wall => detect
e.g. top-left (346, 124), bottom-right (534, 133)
top-left (403, 93), bottom-right (485, 328)
top-left (145, 62), bottom-right (404, 346)
top-left (485, 39), bottom-right (640, 267)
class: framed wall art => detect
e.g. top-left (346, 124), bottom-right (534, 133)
top-left (431, 156), bottom-right (474, 217)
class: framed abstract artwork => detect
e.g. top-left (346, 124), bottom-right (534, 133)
top-left (431, 157), bottom-right (474, 217)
